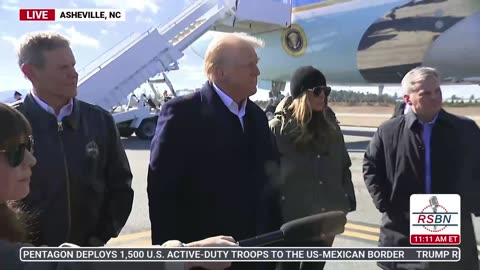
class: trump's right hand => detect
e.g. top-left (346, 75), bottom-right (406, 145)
top-left (185, 235), bottom-right (237, 248)
top-left (185, 235), bottom-right (237, 270)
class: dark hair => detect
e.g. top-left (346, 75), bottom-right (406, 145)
top-left (0, 103), bottom-right (32, 150)
top-left (0, 103), bottom-right (33, 242)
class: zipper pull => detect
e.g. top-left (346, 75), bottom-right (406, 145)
top-left (58, 121), bottom-right (63, 132)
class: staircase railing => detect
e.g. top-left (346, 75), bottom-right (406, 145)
top-left (77, 0), bottom-right (220, 84)
top-left (76, 32), bottom-right (138, 78)
top-left (77, 31), bottom-right (149, 83)
top-left (157, 0), bottom-right (214, 35)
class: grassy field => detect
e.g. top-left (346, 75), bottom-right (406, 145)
top-left (330, 103), bottom-right (480, 115)
top-left (330, 103), bottom-right (480, 127)
top-left (257, 101), bottom-right (480, 127)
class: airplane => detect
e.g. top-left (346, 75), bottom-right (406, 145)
top-left (189, 0), bottom-right (480, 97)
top-left (11, 0), bottom-right (474, 139)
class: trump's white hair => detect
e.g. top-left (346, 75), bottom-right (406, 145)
top-left (203, 33), bottom-right (264, 80)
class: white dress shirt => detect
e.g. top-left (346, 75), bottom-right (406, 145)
top-left (212, 83), bottom-right (247, 131)
top-left (403, 102), bottom-right (411, 115)
top-left (31, 91), bottom-right (74, 122)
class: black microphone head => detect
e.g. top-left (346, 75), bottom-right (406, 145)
top-left (280, 211), bottom-right (346, 242)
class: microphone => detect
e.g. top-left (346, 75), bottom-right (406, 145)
top-left (429, 196), bottom-right (439, 230)
top-left (238, 211), bottom-right (346, 247)
top-left (429, 196), bottom-right (439, 213)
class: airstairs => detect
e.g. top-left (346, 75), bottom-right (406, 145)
top-left (76, 0), bottom-right (291, 139)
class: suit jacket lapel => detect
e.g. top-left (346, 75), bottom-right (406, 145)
top-left (200, 81), bottom-right (244, 134)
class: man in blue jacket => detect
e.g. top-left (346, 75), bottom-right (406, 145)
top-left (13, 31), bottom-right (134, 247)
top-left (147, 33), bottom-right (282, 269)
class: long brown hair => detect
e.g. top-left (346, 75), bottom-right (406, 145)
top-left (288, 92), bottom-right (337, 148)
top-left (0, 102), bottom-right (32, 242)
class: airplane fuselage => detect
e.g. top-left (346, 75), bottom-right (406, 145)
top-left (258, 0), bottom-right (480, 84)
top-left (192, 0), bottom-right (480, 86)
top-left (255, 0), bottom-right (480, 85)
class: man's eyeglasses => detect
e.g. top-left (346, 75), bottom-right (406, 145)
top-left (0, 136), bottom-right (34, 167)
top-left (306, 86), bottom-right (331, 97)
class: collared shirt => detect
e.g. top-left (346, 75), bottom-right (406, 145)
top-left (31, 91), bottom-right (74, 122)
top-left (403, 103), bottom-right (411, 114)
top-left (212, 83), bottom-right (247, 131)
top-left (418, 113), bottom-right (439, 194)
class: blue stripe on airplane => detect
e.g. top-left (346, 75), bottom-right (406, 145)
top-left (292, 0), bottom-right (328, 8)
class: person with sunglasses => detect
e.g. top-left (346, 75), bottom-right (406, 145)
top-left (269, 66), bottom-right (356, 270)
top-left (0, 102), bottom-right (36, 244)
top-left (0, 102), bottom-right (237, 270)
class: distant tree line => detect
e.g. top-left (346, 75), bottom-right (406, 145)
top-left (328, 90), bottom-right (396, 104)
top-left (446, 94), bottom-right (480, 104)
top-left (255, 90), bottom-right (480, 108)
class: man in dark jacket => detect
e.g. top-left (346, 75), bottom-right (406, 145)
top-left (147, 33), bottom-right (281, 269)
top-left (391, 100), bottom-right (407, 118)
top-left (363, 66), bottom-right (480, 270)
top-left (13, 31), bottom-right (134, 247)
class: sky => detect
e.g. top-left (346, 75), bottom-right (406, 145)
top-left (0, 0), bottom-right (479, 103)
top-left (0, 0), bottom-right (212, 93)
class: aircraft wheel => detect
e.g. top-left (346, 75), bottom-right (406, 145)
top-left (135, 119), bottom-right (157, 140)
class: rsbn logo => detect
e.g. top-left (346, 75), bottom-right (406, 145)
top-left (410, 194), bottom-right (461, 245)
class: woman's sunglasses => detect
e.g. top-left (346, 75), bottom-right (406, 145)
top-left (0, 136), bottom-right (34, 167)
top-left (306, 86), bottom-right (331, 97)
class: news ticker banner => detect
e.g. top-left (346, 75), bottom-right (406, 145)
top-left (19, 9), bottom-right (126, 21)
top-left (20, 247), bottom-right (460, 262)
top-left (410, 194), bottom-right (461, 245)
